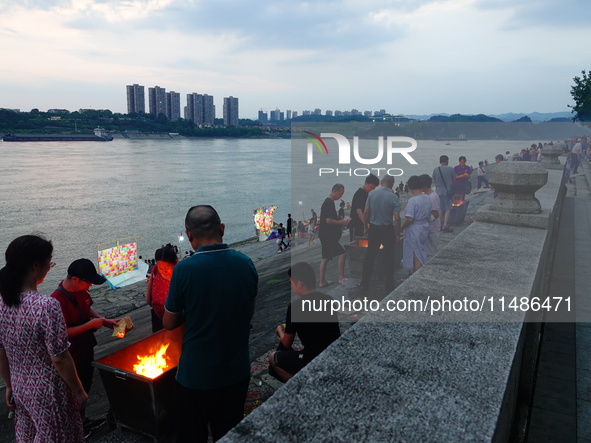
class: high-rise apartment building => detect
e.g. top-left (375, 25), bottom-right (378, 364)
top-left (203, 95), bottom-right (215, 125)
top-left (186, 93), bottom-right (215, 126)
top-left (269, 108), bottom-right (281, 121)
top-left (286, 110), bottom-right (292, 120)
top-left (126, 84), bottom-right (145, 114)
top-left (166, 91), bottom-right (181, 121)
top-left (148, 86), bottom-right (167, 118)
top-left (258, 110), bottom-right (268, 122)
top-left (223, 96), bottom-right (239, 127)
top-left (185, 94), bottom-right (201, 124)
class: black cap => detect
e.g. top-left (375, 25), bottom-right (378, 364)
top-left (68, 259), bottom-right (106, 285)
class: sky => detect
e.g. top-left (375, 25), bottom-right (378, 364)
top-left (0, 0), bottom-right (590, 119)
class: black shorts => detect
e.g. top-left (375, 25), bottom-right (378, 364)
top-left (320, 236), bottom-right (346, 259)
top-left (274, 349), bottom-right (308, 375)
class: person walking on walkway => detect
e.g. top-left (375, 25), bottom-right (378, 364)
top-left (360, 175), bottom-right (401, 292)
top-left (286, 214), bottom-right (293, 239)
top-left (164, 205), bottom-right (258, 443)
top-left (477, 161), bottom-right (490, 189)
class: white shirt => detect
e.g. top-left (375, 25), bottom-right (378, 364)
top-left (572, 143), bottom-right (582, 155)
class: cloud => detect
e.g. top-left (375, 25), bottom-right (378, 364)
top-left (60, 0), bottom-right (416, 51)
top-left (0, 0), bottom-right (65, 13)
top-left (66, 0), bottom-right (175, 22)
top-left (0, 0), bottom-right (587, 116)
top-left (477, 0), bottom-right (591, 29)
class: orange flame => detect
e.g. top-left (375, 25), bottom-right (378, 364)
top-left (452, 195), bottom-right (464, 207)
top-left (133, 343), bottom-right (170, 379)
top-left (356, 239), bottom-right (383, 249)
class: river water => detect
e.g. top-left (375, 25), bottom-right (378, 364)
top-left (0, 136), bottom-right (548, 292)
top-left (1, 138), bottom-right (291, 292)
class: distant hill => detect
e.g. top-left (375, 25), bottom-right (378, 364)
top-left (489, 111), bottom-right (572, 122)
top-left (403, 111), bottom-right (572, 122)
top-left (428, 113), bottom-right (503, 123)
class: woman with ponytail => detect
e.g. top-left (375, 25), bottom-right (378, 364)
top-left (0, 235), bottom-right (87, 442)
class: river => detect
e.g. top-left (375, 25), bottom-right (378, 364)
top-left (0, 136), bottom-right (549, 292)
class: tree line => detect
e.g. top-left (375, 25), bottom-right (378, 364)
top-left (0, 109), bottom-right (267, 138)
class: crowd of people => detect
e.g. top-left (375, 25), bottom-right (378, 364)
top-left (314, 152), bottom-right (508, 288)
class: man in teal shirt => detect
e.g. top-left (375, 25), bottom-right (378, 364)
top-left (164, 205), bottom-right (258, 442)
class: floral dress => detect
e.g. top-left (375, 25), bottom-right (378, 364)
top-left (0, 291), bottom-right (84, 442)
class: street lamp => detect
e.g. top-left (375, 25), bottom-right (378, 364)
top-left (298, 199), bottom-right (304, 221)
top-left (178, 232), bottom-right (184, 258)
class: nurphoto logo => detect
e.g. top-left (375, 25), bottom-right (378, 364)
top-left (303, 131), bottom-right (418, 177)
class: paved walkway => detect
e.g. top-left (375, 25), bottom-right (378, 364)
top-left (527, 157), bottom-right (591, 442)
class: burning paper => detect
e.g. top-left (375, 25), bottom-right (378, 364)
top-left (133, 344), bottom-right (170, 379)
top-left (112, 316), bottom-right (134, 338)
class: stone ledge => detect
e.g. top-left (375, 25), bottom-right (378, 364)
top-left (475, 205), bottom-right (551, 229)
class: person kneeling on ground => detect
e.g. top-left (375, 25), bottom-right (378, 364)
top-left (269, 262), bottom-right (341, 382)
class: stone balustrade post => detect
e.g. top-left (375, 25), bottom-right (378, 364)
top-left (540, 145), bottom-right (564, 170)
top-left (488, 162), bottom-right (548, 214)
top-left (475, 162), bottom-right (549, 228)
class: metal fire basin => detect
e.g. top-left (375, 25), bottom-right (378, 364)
top-left (449, 200), bottom-right (469, 226)
top-left (344, 237), bottom-right (402, 279)
top-left (93, 327), bottom-right (183, 442)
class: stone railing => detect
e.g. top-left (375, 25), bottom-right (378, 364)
top-left (222, 159), bottom-right (567, 443)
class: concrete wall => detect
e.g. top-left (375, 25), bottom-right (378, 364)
top-left (222, 167), bottom-right (567, 442)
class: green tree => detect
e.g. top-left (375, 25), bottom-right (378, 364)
top-left (570, 70), bottom-right (591, 122)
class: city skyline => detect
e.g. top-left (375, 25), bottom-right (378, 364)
top-left (1, 1), bottom-right (590, 119)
